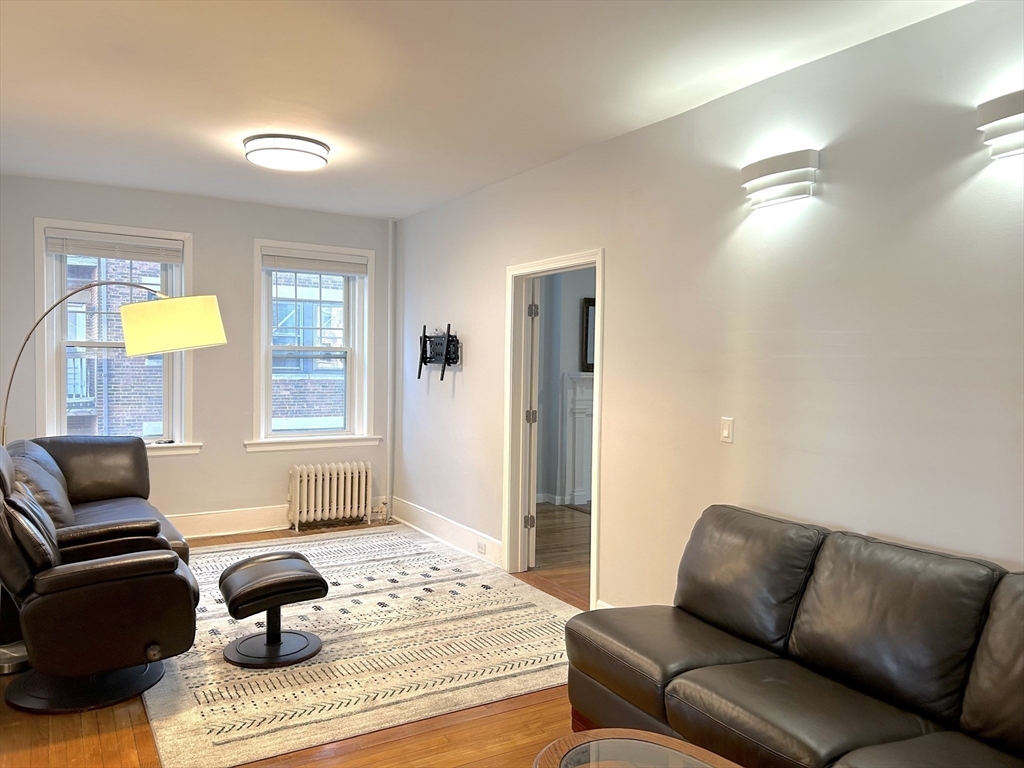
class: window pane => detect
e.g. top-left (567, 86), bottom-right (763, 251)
top-left (64, 257), bottom-right (164, 342)
top-left (65, 346), bottom-right (165, 438)
top-left (270, 349), bottom-right (346, 433)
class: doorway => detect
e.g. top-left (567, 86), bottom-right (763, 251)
top-left (502, 249), bottom-right (603, 610)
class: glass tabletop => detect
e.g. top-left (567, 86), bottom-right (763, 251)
top-left (560, 738), bottom-right (715, 768)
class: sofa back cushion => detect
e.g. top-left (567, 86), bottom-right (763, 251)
top-left (789, 533), bottom-right (1002, 725)
top-left (32, 436), bottom-right (149, 504)
top-left (961, 573), bottom-right (1024, 757)
top-left (674, 505), bottom-right (828, 653)
top-left (6, 440), bottom-right (74, 528)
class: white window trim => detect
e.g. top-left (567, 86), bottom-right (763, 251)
top-left (251, 238), bottom-right (375, 448)
top-left (34, 218), bottom-right (197, 453)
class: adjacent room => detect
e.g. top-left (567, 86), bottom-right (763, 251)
top-left (0, 1), bottom-right (1021, 767)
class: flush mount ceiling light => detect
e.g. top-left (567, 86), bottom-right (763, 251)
top-left (977, 90), bottom-right (1024, 159)
top-left (243, 134), bottom-right (330, 171)
top-left (741, 149), bottom-right (819, 209)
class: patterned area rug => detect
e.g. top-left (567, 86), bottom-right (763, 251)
top-left (142, 524), bottom-right (580, 768)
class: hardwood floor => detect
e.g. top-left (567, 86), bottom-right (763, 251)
top-left (0, 522), bottom-right (587, 767)
top-left (529, 504), bottom-right (591, 609)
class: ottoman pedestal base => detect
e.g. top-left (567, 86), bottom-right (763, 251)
top-left (223, 605), bottom-right (322, 668)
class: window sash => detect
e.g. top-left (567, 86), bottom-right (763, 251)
top-left (56, 256), bottom-right (183, 441)
top-left (262, 268), bottom-right (362, 438)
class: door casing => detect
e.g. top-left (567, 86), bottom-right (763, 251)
top-left (502, 248), bottom-right (604, 609)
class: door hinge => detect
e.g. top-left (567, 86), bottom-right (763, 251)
top-left (524, 514), bottom-right (537, 529)
top-left (527, 303), bottom-right (539, 318)
top-left (525, 409), bottom-right (538, 424)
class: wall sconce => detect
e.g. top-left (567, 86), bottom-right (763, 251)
top-left (977, 90), bottom-right (1024, 159)
top-left (740, 149), bottom-right (819, 209)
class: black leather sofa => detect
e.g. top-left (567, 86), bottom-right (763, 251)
top-left (5, 436), bottom-right (189, 563)
top-left (566, 505), bottom-right (1024, 768)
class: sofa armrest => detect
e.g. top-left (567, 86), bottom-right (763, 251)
top-left (33, 551), bottom-right (179, 595)
top-left (31, 436), bottom-right (150, 504)
top-left (55, 518), bottom-right (161, 547)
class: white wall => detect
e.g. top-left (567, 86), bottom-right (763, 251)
top-left (0, 176), bottom-right (390, 532)
top-left (395, 1), bottom-right (1024, 606)
top-left (537, 269), bottom-right (595, 502)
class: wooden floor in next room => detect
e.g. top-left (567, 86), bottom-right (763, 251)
top-left (0, 520), bottom-right (591, 768)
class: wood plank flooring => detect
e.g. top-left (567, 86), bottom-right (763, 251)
top-left (530, 504), bottom-right (591, 609)
top-left (0, 519), bottom-right (590, 767)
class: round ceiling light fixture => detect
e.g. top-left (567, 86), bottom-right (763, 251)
top-left (243, 134), bottom-right (330, 171)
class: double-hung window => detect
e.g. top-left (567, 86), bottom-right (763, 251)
top-left (255, 241), bottom-right (372, 442)
top-left (40, 224), bottom-right (189, 442)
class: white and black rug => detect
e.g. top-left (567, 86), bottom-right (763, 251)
top-left (142, 524), bottom-right (580, 768)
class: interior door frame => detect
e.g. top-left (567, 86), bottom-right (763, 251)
top-left (502, 248), bottom-right (604, 609)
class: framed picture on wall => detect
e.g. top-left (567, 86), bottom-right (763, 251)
top-left (580, 298), bottom-right (595, 373)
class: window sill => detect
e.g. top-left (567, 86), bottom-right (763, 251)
top-left (243, 435), bottom-right (383, 453)
top-left (146, 442), bottom-right (203, 457)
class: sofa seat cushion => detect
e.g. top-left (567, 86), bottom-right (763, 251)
top-left (566, 606), bottom-right (776, 722)
top-left (665, 659), bottom-right (938, 768)
top-left (72, 498), bottom-right (189, 563)
top-left (833, 732), bottom-right (1024, 768)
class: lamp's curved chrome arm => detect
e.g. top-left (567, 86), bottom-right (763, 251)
top-left (1, 281), bottom-right (167, 444)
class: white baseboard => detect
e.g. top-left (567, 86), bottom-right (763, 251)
top-left (168, 496), bottom-right (390, 539)
top-left (166, 504), bottom-right (290, 538)
top-left (595, 600), bottom-right (615, 610)
top-left (391, 496), bottom-right (503, 568)
top-left (536, 493), bottom-right (575, 506)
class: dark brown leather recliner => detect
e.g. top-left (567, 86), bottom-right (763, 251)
top-left (0, 446), bottom-right (199, 713)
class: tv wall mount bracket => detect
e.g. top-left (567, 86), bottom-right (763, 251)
top-left (418, 324), bottom-right (461, 380)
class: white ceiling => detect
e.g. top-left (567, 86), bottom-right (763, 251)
top-left (0, 0), bottom-right (965, 219)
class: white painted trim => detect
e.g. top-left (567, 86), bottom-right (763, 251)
top-left (32, 217), bottom-right (194, 443)
top-left (147, 441), bottom-right (203, 457)
top-left (595, 600), bottom-right (614, 610)
top-left (244, 435), bottom-right (383, 452)
top-left (166, 504), bottom-right (290, 538)
top-left (391, 496), bottom-right (503, 568)
top-left (385, 218), bottom-right (397, 517)
top-left (502, 249), bottom-right (605, 609)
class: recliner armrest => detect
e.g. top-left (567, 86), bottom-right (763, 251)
top-left (55, 518), bottom-right (161, 547)
top-left (33, 551), bottom-right (180, 595)
top-left (59, 533), bottom-right (172, 564)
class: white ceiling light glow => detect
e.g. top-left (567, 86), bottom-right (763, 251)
top-left (740, 149), bottom-right (820, 209)
top-left (243, 134), bottom-right (330, 171)
top-left (977, 90), bottom-right (1024, 159)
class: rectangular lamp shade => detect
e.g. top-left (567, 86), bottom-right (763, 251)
top-left (120, 295), bottom-right (227, 357)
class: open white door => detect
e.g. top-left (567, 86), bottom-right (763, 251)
top-left (525, 277), bottom-right (541, 568)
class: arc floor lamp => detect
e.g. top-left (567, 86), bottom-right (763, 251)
top-left (0, 281), bottom-right (226, 673)
top-left (1, 281), bottom-right (226, 444)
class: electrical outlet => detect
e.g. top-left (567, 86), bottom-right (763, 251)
top-left (477, 542), bottom-right (487, 555)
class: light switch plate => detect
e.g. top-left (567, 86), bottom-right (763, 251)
top-left (721, 417), bottom-right (734, 443)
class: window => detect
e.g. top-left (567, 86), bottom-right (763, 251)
top-left (254, 241), bottom-right (373, 443)
top-left (39, 223), bottom-right (191, 443)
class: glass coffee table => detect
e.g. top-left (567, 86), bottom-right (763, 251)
top-left (534, 728), bottom-right (742, 768)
